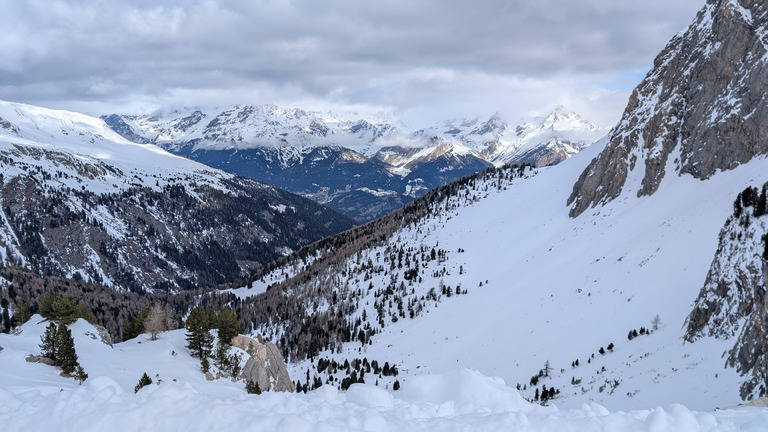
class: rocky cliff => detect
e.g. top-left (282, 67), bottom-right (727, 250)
top-left (685, 184), bottom-right (768, 400)
top-left (569, 0), bottom-right (768, 217)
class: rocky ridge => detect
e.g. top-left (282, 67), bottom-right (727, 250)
top-left (568, 0), bottom-right (768, 217)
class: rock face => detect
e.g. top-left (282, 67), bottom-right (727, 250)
top-left (685, 185), bottom-right (768, 400)
top-left (569, 0), bottom-right (768, 217)
top-left (232, 335), bottom-right (294, 393)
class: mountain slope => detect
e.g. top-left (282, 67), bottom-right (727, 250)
top-left (228, 136), bottom-right (768, 410)
top-left (0, 101), bottom-right (355, 292)
top-left (211, 0), bottom-right (768, 411)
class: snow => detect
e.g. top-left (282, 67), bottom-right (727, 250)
top-left (0, 100), bottom-right (236, 196)
top-left (249, 132), bottom-right (768, 414)
top-left (112, 104), bottom-right (607, 170)
top-left (1, 318), bottom-right (766, 431)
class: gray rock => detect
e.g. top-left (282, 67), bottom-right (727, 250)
top-left (232, 335), bottom-right (294, 392)
top-left (684, 207), bottom-right (768, 400)
top-left (25, 354), bottom-right (57, 366)
top-left (569, 0), bottom-right (768, 217)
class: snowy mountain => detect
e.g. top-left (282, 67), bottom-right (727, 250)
top-left (104, 106), bottom-right (604, 222)
top-left (0, 100), bottom-right (355, 292)
top-left (207, 0), bottom-right (768, 412)
top-left (424, 106), bottom-right (607, 167)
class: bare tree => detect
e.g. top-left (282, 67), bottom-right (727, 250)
top-left (145, 303), bottom-right (174, 341)
top-left (651, 314), bottom-right (661, 332)
top-left (543, 360), bottom-right (552, 378)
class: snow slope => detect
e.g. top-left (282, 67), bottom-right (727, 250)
top-left (229, 134), bottom-right (768, 412)
top-left (0, 317), bottom-right (766, 431)
top-left (360, 141), bottom-right (768, 411)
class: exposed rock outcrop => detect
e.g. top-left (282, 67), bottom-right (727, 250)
top-left (84, 324), bottom-right (114, 347)
top-left (569, 0), bottom-right (768, 217)
top-left (25, 354), bottom-right (57, 366)
top-left (685, 186), bottom-right (768, 400)
top-left (232, 335), bottom-right (294, 392)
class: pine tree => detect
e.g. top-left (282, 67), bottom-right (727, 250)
top-left (762, 234), bottom-right (768, 261)
top-left (39, 322), bottom-right (58, 360)
top-left (74, 365), bottom-right (88, 384)
top-left (216, 308), bottom-right (241, 346)
top-left (56, 324), bottom-right (79, 375)
top-left (246, 379), bottom-right (262, 395)
top-left (135, 372), bottom-right (153, 393)
top-left (12, 300), bottom-right (31, 327)
top-left (185, 307), bottom-right (213, 359)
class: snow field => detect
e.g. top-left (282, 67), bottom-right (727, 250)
top-left (1, 318), bottom-right (766, 432)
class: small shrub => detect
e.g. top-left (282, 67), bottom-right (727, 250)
top-left (134, 372), bottom-right (153, 393)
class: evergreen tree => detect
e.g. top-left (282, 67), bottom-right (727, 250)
top-left (56, 324), bottom-right (79, 375)
top-left (123, 307), bottom-right (151, 341)
top-left (185, 307), bottom-right (213, 359)
top-left (39, 322), bottom-right (58, 360)
top-left (762, 234), bottom-right (768, 261)
top-left (216, 308), bottom-right (241, 346)
top-left (135, 372), bottom-right (153, 393)
top-left (12, 300), bottom-right (31, 327)
top-left (246, 379), bottom-right (262, 395)
top-left (74, 365), bottom-right (88, 384)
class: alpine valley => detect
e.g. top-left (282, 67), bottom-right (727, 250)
top-left (1, 0), bottom-right (768, 431)
top-left (103, 105), bottom-right (607, 222)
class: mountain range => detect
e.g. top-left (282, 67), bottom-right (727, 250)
top-left (0, 100), bottom-right (354, 293)
top-left (1, 0), bottom-right (768, 429)
top-left (103, 105), bottom-right (607, 221)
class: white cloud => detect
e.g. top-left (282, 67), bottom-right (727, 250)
top-left (0, 0), bottom-right (706, 127)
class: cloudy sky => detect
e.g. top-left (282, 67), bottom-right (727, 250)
top-left (1, 0), bottom-right (705, 127)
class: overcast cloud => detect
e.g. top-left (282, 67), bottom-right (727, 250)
top-left (0, 0), bottom-right (705, 127)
